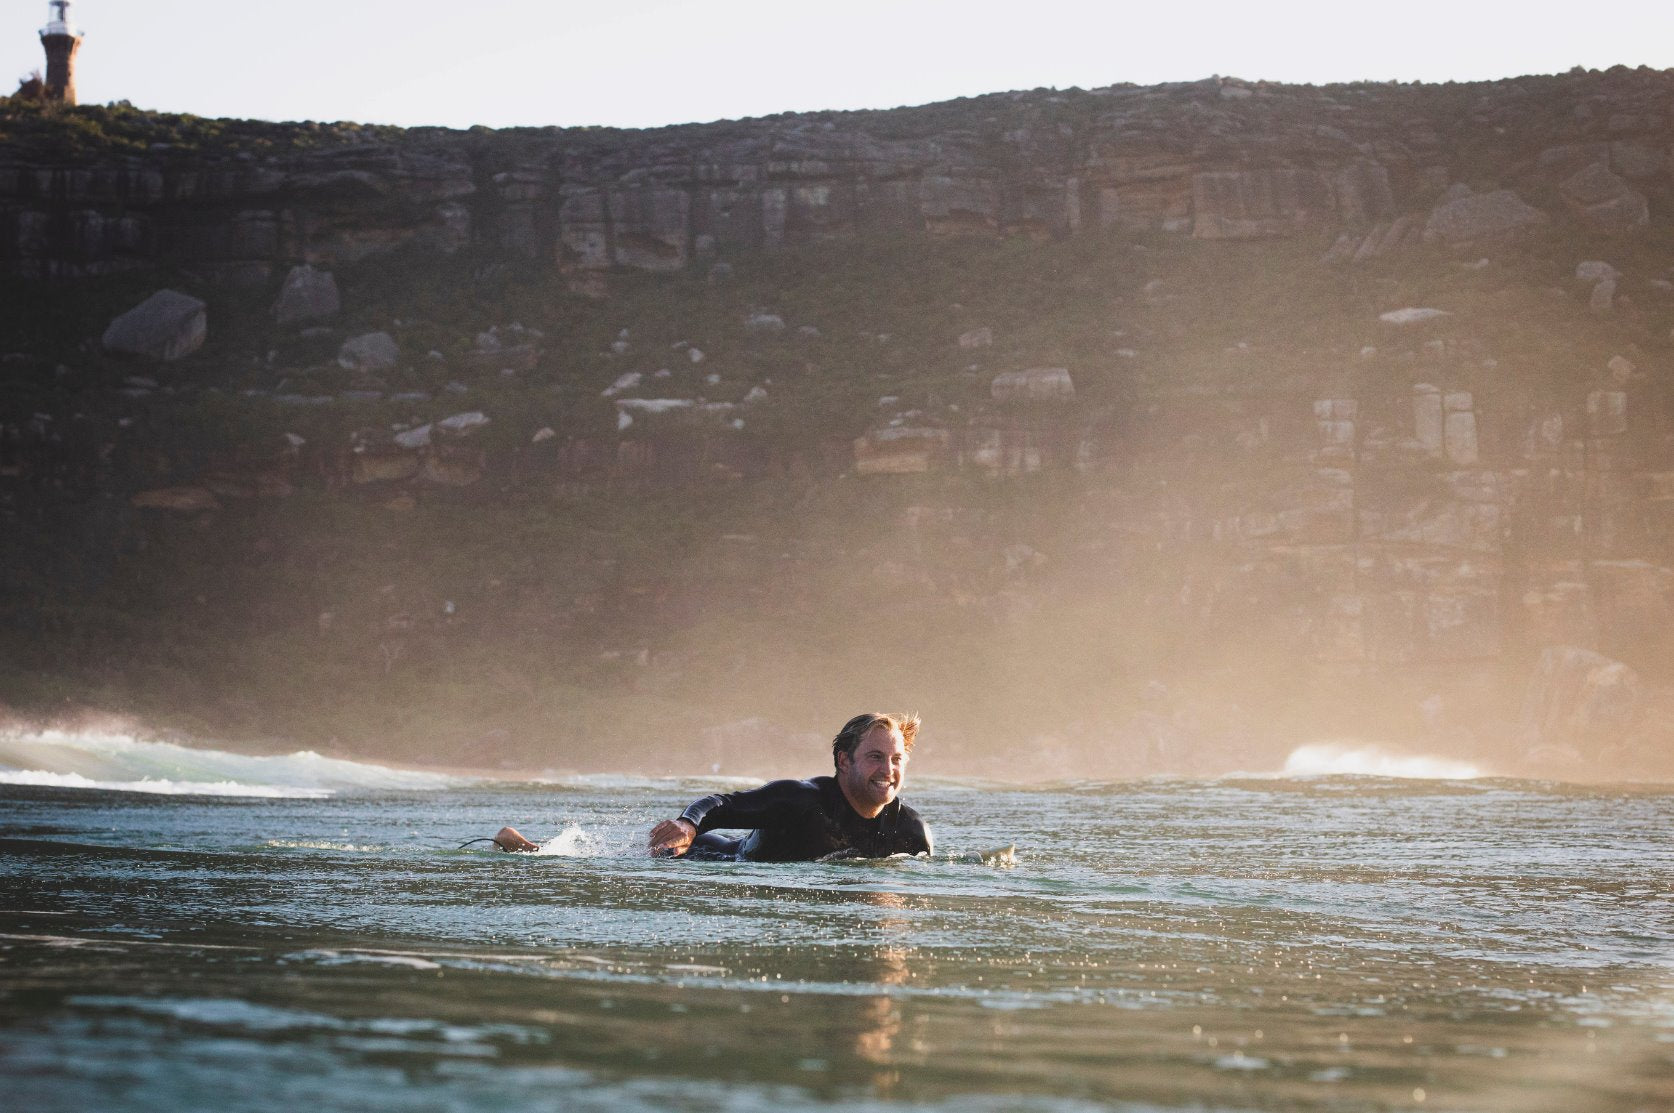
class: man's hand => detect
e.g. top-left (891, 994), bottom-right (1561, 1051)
top-left (648, 817), bottom-right (696, 857)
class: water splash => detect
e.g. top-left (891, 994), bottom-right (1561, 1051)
top-left (0, 770), bottom-right (334, 798)
top-left (534, 824), bottom-right (600, 857)
top-left (1281, 742), bottom-right (1484, 780)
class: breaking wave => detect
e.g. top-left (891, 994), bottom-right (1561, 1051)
top-left (1281, 742), bottom-right (1484, 780)
top-left (0, 729), bottom-right (467, 798)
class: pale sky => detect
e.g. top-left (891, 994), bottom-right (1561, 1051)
top-left (6, 0), bottom-right (1674, 130)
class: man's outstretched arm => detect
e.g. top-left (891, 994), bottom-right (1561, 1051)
top-left (647, 780), bottom-right (815, 856)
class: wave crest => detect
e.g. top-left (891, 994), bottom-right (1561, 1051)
top-left (1281, 742), bottom-right (1484, 780)
top-left (0, 729), bottom-right (468, 798)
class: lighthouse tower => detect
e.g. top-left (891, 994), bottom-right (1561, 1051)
top-left (39, 1), bottom-right (84, 105)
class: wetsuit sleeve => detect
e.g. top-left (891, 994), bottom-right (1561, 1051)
top-left (679, 779), bottom-right (818, 833)
top-left (903, 813), bottom-right (933, 856)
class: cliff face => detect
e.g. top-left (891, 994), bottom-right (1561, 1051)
top-left (4, 70), bottom-right (1674, 780)
top-left (4, 68), bottom-right (1670, 283)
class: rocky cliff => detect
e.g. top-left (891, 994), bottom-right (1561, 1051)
top-left (5, 68), bottom-right (1671, 283)
top-left (2, 69), bottom-right (1674, 780)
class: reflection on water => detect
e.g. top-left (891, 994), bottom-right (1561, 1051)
top-left (854, 894), bottom-right (913, 1093)
top-left (0, 775), bottom-right (1669, 1112)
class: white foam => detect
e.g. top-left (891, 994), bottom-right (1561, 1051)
top-left (533, 823), bottom-right (599, 857)
top-left (0, 771), bottom-right (332, 798)
top-left (1281, 742), bottom-right (1484, 780)
top-left (0, 729), bottom-right (468, 797)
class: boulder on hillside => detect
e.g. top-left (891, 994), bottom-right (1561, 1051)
top-left (1558, 162), bottom-right (1649, 235)
top-left (1590, 277), bottom-right (1618, 314)
top-left (1379, 307), bottom-right (1451, 326)
top-left (991, 367), bottom-right (1074, 403)
top-left (958, 326), bottom-right (994, 349)
top-left (854, 426), bottom-right (950, 475)
top-left (272, 264), bottom-right (340, 325)
top-left (1422, 189), bottom-right (1547, 244)
top-left (1518, 645), bottom-right (1641, 763)
top-left (337, 331), bottom-right (401, 371)
top-left (393, 425), bottom-right (432, 449)
top-left (102, 290), bottom-right (207, 361)
top-left (436, 411), bottom-right (489, 436)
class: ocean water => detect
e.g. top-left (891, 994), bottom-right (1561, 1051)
top-left (1, 732), bottom-right (1670, 1112)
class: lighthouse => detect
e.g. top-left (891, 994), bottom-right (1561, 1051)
top-left (39, 1), bottom-right (84, 105)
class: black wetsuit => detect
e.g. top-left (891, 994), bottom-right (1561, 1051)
top-left (677, 776), bottom-right (932, 861)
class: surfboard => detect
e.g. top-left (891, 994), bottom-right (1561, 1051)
top-left (956, 844), bottom-right (1016, 867)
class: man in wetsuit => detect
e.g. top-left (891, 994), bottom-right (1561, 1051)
top-left (644, 712), bottom-right (932, 861)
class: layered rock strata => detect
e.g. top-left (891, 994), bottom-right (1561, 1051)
top-left (6, 67), bottom-right (1673, 282)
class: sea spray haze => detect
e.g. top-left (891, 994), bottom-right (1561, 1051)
top-left (1, 736), bottom-right (1670, 1112)
top-left (4, 69), bottom-right (1674, 779)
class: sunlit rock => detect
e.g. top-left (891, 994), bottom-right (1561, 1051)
top-left (1313, 398), bottom-right (1357, 455)
top-left (1586, 390), bottom-right (1628, 436)
top-left (1443, 392), bottom-right (1478, 466)
top-left (1411, 384), bottom-right (1443, 454)
top-left (437, 411), bottom-right (489, 436)
top-left (393, 425), bottom-right (431, 449)
top-left (853, 426), bottom-right (950, 474)
top-left (1519, 645), bottom-right (1641, 761)
top-left (1379, 307), bottom-right (1450, 326)
top-left (1558, 162), bottom-right (1649, 235)
top-left (1589, 276), bottom-right (1617, 313)
top-left (991, 367), bottom-right (1074, 403)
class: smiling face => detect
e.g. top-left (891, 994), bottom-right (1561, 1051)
top-left (836, 723), bottom-right (908, 818)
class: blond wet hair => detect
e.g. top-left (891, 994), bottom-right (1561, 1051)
top-left (831, 712), bottom-right (919, 772)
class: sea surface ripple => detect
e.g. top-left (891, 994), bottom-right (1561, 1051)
top-left (1, 748), bottom-right (1670, 1112)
